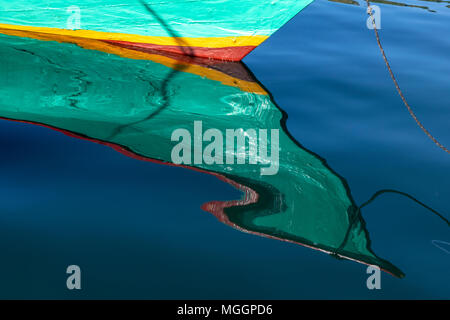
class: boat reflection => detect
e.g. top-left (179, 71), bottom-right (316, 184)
top-left (0, 30), bottom-right (404, 277)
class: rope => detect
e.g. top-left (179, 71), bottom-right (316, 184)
top-left (366, 2), bottom-right (450, 155)
top-left (332, 188), bottom-right (449, 259)
top-left (359, 189), bottom-right (449, 226)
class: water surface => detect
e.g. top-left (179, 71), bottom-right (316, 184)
top-left (0, 0), bottom-right (449, 299)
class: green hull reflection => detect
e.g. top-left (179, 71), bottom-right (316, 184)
top-left (0, 33), bottom-right (404, 277)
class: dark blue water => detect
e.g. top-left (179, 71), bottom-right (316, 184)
top-left (0, 0), bottom-right (449, 298)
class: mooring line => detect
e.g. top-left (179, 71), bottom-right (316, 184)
top-left (366, 1), bottom-right (450, 155)
top-left (332, 188), bottom-right (449, 262)
top-left (359, 189), bottom-right (449, 226)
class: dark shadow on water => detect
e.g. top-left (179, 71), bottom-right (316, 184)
top-left (106, 0), bottom-right (198, 140)
top-left (139, 0), bottom-right (194, 56)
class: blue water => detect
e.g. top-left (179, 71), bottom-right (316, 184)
top-left (0, 0), bottom-right (449, 299)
